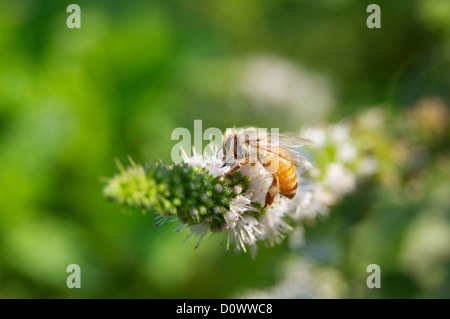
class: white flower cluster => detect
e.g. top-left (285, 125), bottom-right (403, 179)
top-left (179, 141), bottom-right (329, 257)
top-left (299, 123), bottom-right (378, 207)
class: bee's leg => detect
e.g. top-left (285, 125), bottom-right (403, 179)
top-left (264, 174), bottom-right (280, 208)
top-left (221, 158), bottom-right (250, 176)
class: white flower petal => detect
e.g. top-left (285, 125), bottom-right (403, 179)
top-left (230, 196), bottom-right (253, 214)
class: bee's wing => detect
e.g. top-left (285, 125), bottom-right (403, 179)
top-left (258, 144), bottom-right (313, 169)
top-left (283, 147), bottom-right (314, 169)
top-left (268, 133), bottom-right (314, 147)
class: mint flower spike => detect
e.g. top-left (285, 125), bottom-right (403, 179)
top-left (103, 138), bottom-right (327, 257)
top-left (103, 152), bottom-right (253, 232)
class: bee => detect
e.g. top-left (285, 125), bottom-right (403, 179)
top-left (221, 127), bottom-right (313, 208)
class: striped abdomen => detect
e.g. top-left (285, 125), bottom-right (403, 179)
top-left (261, 150), bottom-right (298, 206)
top-left (276, 155), bottom-right (298, 199)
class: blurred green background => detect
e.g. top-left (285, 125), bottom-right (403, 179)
top-left (0, 0), bottom-right (449, 298)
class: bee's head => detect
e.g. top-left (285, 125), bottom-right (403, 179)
top-left (223, 128), bottom-right (260, 164)
top-left (223, 129), bottom-right (238, 162)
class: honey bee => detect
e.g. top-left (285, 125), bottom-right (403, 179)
top-left (221, 127), bottom-right (313, 208)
